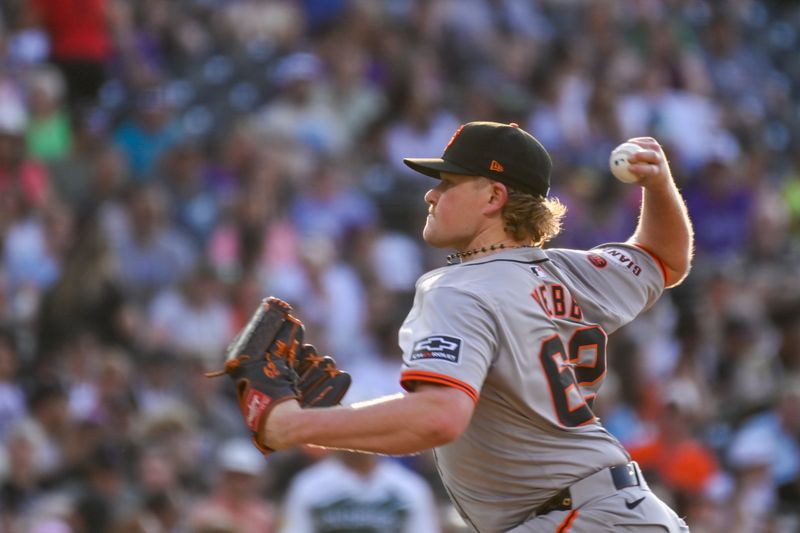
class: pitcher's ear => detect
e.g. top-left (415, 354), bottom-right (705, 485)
top-left (483, 180), bottom-right (508, 216)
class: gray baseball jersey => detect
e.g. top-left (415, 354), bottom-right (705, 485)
top-left (399, 243), bottom-right (666, 533)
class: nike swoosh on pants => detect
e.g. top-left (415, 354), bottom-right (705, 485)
top-left (625, 496), bottom-right (646, 510)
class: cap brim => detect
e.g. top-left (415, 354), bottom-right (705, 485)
top-left (403, 158), bottom-right (479, 180)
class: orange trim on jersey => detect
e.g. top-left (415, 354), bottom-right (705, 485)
top-left (400, 370), bottom-right (479, 403)
top-left (557, 509), bottom-right (579, 532)
top-left (632, 243), bottom-right (668, 287)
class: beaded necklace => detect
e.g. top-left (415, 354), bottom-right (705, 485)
top-left (446, 243), bottom-right (536, 265)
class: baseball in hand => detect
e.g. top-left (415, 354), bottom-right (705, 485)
top-left (609, 142), bottom-right (647, 183)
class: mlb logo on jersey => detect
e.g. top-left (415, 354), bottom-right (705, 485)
top-left (530, 265), bottom-right (547, 278)
top-left (411, 335), bottom-right (462, 364)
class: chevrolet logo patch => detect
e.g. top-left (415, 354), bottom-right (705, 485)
top-left (411, 335), bottom-right (462, 364)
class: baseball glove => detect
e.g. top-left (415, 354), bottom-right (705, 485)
top-left (207, 297), bottom-right (350, 454)
top-left (295, 343), bottom-right (351, 407)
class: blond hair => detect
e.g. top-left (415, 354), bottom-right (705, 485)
top-left (502, 188), bottom-right (566, 246)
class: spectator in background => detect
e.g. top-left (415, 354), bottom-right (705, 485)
top-left (726, 421), bottom-right (782, 533)
top-left (219, 276), bottom-right (263, 352)
top-left (712, 314), bottom-right (779, 419)
top-left (701, 12), bottom-right (771, 116)
top-left (45, 107), bottom-right (117, 210)
top-left (626, 390), bottom-right (721, 519)
top-left (207, 187), bottom-right (285, 284)
top-left (135, 401), bottom-right (205, 494)
top-left (201, 121), bottom-right (263, 209)
top-left (158, 141), bottom-right (221, 248)
top-left (580, 77), bottom-right (625, 169)
top-left (182, 358), bottom-right (244, 452)
top-left (23, 65), bottom-right (71, 163)
top-left (0, 87), bottom-right (61, 327)
top-left (279, 386), bottom-right (440, 533)
top-left (72, 444), bottom-right (135, 532)
top-left (115, 489), bottom-right (182, 533)
top-left (135, 350), bottom-right (184, 418)
top-left (63, 341), bottom-right (138, 431)
top-left (146, 262), bottom-right (233, 369)
top-left (0, 422), bottom-right (41, 529)
top-left (782, 150), bottom-right (800, 237)
top-left (28, 0), bottom-right (113, 115)
top-left (221, 0), bottom-right (304, 51)
top-left (616, 59), bottom-right (723, 173)
top-left (526, 64), bottom-right (570, 159)
top-left (280, 450), bottom-right (441, 533)
top-left (267, 235), bottom-right (368, 362)
top-left (551, 168), bottom-right (637, 251)
top-left (109, 183), bottom-right (197, 305)
top-left (36, 211), bottom-right (136, 356)
top-left (118, 0), bottom-right (183, 79)
top-left (746, 147), bottom-right (793, 269)
top-left (726, 380), bottom-right (800, 522)
top-left (383, 54), bottom-right (460, 183)
top-left (0, 329), bottom-right (26, 441)
top-left (313, 37), bottom-right (387, 152)
top-left (349, 223), bottom-right (425, 296)
top-left (0, 83), bottom-right (49, 219)
top-left (6, 380), bottom-right (72, 485)
top-left (86, 142), bottom-right (130, 236)
top-left (771, 299), bottom-right (800, 386)
top-left (663, 313), bottom-right (718, 428)
top-left (289, 157), bottom-right (377, 246)
top-left (113, 85), bottom-right (182, 181)
top-left (188, 437), bottom-right (278, 533)
top-left (2, 0), bottom-right (50, 72)
top-left (119, 443), bottom-right (189, 532)
top-left (684, 153), bottom-right (754, 264)
top-left (10, 492), bottom-right (78, 533)
top-left (255, 52), bottom-right (344, 156)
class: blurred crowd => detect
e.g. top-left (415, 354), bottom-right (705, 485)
top-left (0, 0), bottom-right (799, 532)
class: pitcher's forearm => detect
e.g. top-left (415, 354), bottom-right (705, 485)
top-left (264, 386), bottom-right (474, 455)
top-left (623, 138), bottom-right (694, 287)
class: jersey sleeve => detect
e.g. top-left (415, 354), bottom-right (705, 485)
top-left (399, 286), bottom-right (496, 403)
top-left (550, 243), bottom-right (665, 334)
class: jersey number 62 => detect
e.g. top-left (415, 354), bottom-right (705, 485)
top-left (539, 326), bottom-right (607, 427)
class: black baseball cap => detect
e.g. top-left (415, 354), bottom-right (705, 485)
top-left (403, 121), bottom-right (552, 197)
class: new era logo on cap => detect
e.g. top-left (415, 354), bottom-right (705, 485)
top-left (402, 121), bottom-right (552, 197)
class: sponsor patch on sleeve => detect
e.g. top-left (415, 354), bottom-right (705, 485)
top-left (411, 335), bottom-right (462, 364)
top-left (587, 253), bottom-right (608, 268)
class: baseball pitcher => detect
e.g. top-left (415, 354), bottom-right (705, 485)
top-left (214, 122), bottom-right (693, 532)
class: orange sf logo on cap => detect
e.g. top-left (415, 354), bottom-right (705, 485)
top-left (490, 160), bottom-right (504, 172)
top-left (445, 125), bottom-right (465, 150)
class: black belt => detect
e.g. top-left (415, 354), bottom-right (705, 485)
top-left (535, 463), bottom-right (642, 516)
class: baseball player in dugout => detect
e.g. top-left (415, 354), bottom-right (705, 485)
top-left (227, 121), bottom-right (695, 532)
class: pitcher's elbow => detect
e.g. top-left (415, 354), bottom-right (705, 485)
top-left (408, 384), bottom-right (475, 446)
top-left (421, 411), bottom-right (466, 446)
